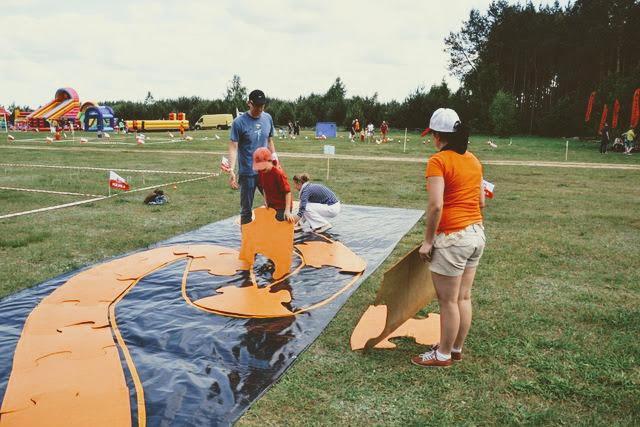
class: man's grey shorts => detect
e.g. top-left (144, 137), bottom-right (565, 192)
top-left (430, 223), bottom-right (486, 277)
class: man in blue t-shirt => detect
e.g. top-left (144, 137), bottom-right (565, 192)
top-left (227, 89), bottom-right (277, 224)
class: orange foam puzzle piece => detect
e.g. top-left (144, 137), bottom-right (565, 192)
top-left (240, 207), bottom-right (294, 279)
top-left (193, 284), bottom-right (294, 318)
top-left (350, 305), bottom-right (440, 350)
top-left (295, 240), bottom-right (366, 273)
top-left (182, 245), bottom-right (249, 276)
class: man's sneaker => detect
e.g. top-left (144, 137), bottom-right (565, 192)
top-left (432, 344), bottom-right (462, 361)
top-left (313, 223), bottom-right (332, 233)
top-left (411, 350), bottom-right (452, 368)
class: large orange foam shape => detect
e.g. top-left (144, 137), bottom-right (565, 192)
top-left (295, 241), bottom-right (366, 273)
top-left (0, 245), bottom-right (248, 427)
top-left (350, 305), bottom-right (440, 350)
top-left (350, 245), bottom-right (438, 350)
top-left (240, 207), bottom-right (294, 279)
top-left (193, 285), bottom-right (294, 318)
top-left (175, 245), bottom-right (249, 275)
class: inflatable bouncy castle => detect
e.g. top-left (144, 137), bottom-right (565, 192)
top-left (125, 113), bottom-right (188, 132)
top-left (28, 88), bottom-right (80, 130)
top-left (81, 101), bottom-right (115, 132)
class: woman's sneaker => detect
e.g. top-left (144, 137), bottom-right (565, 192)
top-left (410, 350), bottom-right (452, 368)
top-left (431, 343), bottom-right (462, 361)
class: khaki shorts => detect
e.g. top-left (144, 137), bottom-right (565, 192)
top-left (430, 223), bottom-right (486, 277)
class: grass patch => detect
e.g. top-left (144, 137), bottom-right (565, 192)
top-left (0, 131), bottom-right (638, 424)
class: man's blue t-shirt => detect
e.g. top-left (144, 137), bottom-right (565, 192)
top-left (230, 112), bottom-right (275, 176)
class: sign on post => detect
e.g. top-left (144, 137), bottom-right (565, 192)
top-left (323, 145), bottom-right (335, 180)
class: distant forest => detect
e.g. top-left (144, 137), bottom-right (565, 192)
top-left (100, 0), bottom-right (639, 137)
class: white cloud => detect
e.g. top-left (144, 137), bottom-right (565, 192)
top-left (1, 0), bottom-right (540, 108)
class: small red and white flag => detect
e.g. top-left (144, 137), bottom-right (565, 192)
top-left (482, 179), bottom-right (495, 199)
top-left (109, 171), bottom-right (130, 191)
top-left (220, 156), bottom-right (231, 173)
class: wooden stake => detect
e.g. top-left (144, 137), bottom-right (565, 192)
top-left (403, 128), bottom-right (407, 153)
top-left (565, 140), bottom-right (569, 161)
top-left (326, 157), bottom-right (330, 180)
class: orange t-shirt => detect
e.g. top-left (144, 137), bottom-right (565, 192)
top-left (425, 150), bottom-right (483, 234)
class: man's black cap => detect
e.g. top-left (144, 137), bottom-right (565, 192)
top-left (249, 89), bottom-right (268, 105)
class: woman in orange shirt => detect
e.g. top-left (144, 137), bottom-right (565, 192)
top-left (412, 108), bottom-right (486, 368)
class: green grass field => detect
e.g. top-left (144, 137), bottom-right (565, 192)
top-left (1, 129), bottom-right (639, 425)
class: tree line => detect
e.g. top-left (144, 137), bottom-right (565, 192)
top-left (446, 0), bottom-right (640, 136)
top-left (102, 0), bottom-right (638, 137)
top-left (103, 76), bottom-right (457, 134)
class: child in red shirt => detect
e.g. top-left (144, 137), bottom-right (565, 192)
top-left (252, 147), bottom-right (295, 222)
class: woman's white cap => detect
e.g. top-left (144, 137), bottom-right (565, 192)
top-left (422, 108), bottom-right (461, 135)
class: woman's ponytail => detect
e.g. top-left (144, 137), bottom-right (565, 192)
top-left (439, 120), bottom-right (469, 154)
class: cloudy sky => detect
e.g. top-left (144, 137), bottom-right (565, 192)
top-left (3, 0), bottom-right (524, 108)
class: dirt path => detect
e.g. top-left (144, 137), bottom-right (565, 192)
top-left (2, 145), bottom-right (639, 170)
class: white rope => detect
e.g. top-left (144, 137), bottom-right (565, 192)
top-left (2, 146), bottom-right (638, 170)
top-left (0, 163), bottom-right (213, 175)
top-left (0, 197), bottom-right (107, 220)
top-left (0, 174), bottom-right (216, 220)
top-left (123, 174), bottom-right (215, 195)
top-left (0, 186), bottom-right (102, 197)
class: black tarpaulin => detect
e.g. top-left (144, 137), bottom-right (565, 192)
top-left (0, 205), bottom-right (423, 426)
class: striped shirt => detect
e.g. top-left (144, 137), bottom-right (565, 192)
top-left (297, 182), bottom-right (339, 217)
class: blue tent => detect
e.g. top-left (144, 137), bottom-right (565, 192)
top-left (84, 106), bottom-right (115, 132)
top-left (315, 122), bottom-right (337, 138)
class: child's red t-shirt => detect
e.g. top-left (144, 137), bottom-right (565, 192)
top-left (258, 166), bottom-right (291, 210)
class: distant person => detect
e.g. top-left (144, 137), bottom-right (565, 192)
top-left (349, 119), bottom-right (358, 142)
top-left (253, 147), bottom-right (294, 222)
top-left (287, 121), bottom-right (294, 137)
top-left (622, 127), bottom-right (636, 155)
top-left (600, 123), bottom-right (610, 154)
top-left (293, 120), bottom-right (300, 136)
top-left (292, 173), bottom-right (340, 233)
top-left (366, 122), bottom-right (374, 143)
top-left (227, 89), bottom-right (278, 224)
top-left (412, 107), bottom-right (486, 368)
top-left (380, 120), bottom-right (389, 142)
top-left (179, 122), bottom-right (186, 139)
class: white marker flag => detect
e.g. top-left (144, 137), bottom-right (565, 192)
top-left (482, 179), bottom-right (495, 199)
top-left (220, 156), bottom-right (231, 172)
top-left (109, 171), bottom-right (130, 191)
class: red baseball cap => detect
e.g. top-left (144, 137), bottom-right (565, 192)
top-left (252, 147), bottom-right (273, 170)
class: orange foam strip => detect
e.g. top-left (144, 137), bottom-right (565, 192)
top-left (240, 207), bottom-right (294, 279)
top-left (193, 285), bottom-right (294, 318)
top-left (0, 246), bottom-right (195, 427)
top-left (295, 241), bottom-right (366, 273)
top-left (178, 246), bottom-right (249, 275)
top-left (350, 305), bottom-right (440, 350)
